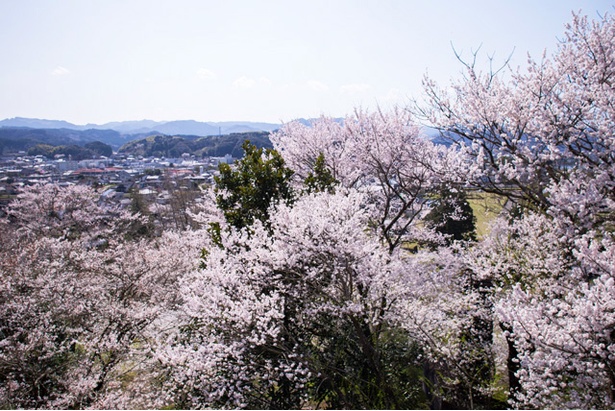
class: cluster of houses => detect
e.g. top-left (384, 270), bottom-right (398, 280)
top-left (0, 151), bottom-right (235, 210)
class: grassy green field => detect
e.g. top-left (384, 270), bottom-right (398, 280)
top-left (467, 191), bottom-right (506, 239)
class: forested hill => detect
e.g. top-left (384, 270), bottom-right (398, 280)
top-left (0, 126), bottom-right (273, 159)
top-left (0, 127), bottom-right (125, 153)
top-left (117, 131), bottom-right (272, 158)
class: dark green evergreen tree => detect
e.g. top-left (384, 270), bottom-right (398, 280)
top-left (303, 152), bottom-right (338, 194)
top-left (214, 140), bottom-right (295, 231)
top-left (424, 186), bottom-right (477, 245)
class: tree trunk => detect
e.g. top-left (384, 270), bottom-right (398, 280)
top-left (500, 322), bottom-right (521, 400)
top-left (423, 360), bottom-right (442, 409)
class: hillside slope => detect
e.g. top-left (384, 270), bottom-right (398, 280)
top-left (118, 131), bottom-right (272, 158)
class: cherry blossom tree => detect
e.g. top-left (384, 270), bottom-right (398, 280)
top-left (419, 12), bottom-right (615, 232)
top-left (0, 184), bottom-right (200, 409)
top-left (6, 183), bottom-right (120, 241)
top-left (418, 11), bottom-right (615, 408)
top-left (158, 190), bottom-right (432, 409)
top-left (269, 108), bottom-right (503, 408)
top-left (468, 212), bottom-right (615, 408)
top-left (384, 244), bottom-right (497, 409)
top-left (271, 108), bottom-right (462, 252)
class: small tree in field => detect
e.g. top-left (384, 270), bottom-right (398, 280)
top-left (423, 185), bottom-right (477, 246)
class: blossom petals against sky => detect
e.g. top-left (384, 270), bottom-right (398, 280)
top-left (0, 0), bottom-right (612, 124)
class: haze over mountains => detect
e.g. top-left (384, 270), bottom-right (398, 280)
top-left (0, 116), bottom-right (447, 159)
top-left (0, 117), bottom-right (283, 157)
top-left (0, 117), bottom-right (281, 136)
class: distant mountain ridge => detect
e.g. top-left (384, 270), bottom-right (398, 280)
top-left (0, 117), bottom-right (281, 136)
top-left (0, 127), bottom-right (124, 155)
top-left (0, 118), bottom-right (453, 160)
top-left (0, 125), bottom-right (274, 159)
top-left (118, 132), bottom-right (273, 159)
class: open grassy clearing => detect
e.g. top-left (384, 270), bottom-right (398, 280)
top-left (466, 191), bottom-right (507, 239)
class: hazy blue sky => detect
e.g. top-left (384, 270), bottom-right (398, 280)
top-left (0, 0), bottom-right (613, 124)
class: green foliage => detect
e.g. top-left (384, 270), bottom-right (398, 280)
top-left (27, 143), bottom-right (103, 160)
top-left (214, 140), bottom-right (295, 231)
top-left (144, 168), bottom-right (162, 176)
top-left (26, 143), bottom-right (55, 157)
top-left (307, 324), bottom-right (427, 409)
top-left (26, 140), bottom-right (112, 160)
top-left (206, 222), bottom-right (223, 249)
top-left (118, 131), bottom-right (272, 158)
top-left (303, 153), bottom-right (338, 194)
top-left (84, 141), bottom-right (113, 157)
top-left (424, 186), bottom-right (477, 246)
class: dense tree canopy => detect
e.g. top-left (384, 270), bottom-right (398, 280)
top-left (418, 11), bottom-right (615, 408)
top-left (214, 140), bottom-right (295, 230)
